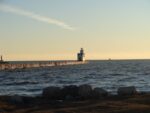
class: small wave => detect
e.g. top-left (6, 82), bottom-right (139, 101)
top-left (110, 73), bottom-right (123, 76)
top-left (4, 81), bottom-right (38, 85)
top-left (118, 75), bottom-right (137, 82)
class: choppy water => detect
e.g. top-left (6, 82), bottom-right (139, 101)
top-left (0, 60), bottom-right (150, 96)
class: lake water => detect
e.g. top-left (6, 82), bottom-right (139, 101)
top-left (0, 60), bottom-right (150, 96)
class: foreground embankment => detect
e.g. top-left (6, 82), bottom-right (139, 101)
top-left (0, 85), bottom-right (150, 113)
top-left (0, 61), bottom-right (87, 70)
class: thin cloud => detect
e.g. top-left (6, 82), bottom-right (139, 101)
top-left (0, 4), bottom-right (75, 30)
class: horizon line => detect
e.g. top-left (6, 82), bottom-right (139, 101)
top-left (4, 58), bottom-right (150, 62)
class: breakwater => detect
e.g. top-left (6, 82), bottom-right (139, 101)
top-left (0, 61), bottom-right (87, 70)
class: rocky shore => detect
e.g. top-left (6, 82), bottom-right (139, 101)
top-left (0, 85), bottom-right (150, 113)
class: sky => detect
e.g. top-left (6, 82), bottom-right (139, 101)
top-left (0, 0), bottom-right (150, 61)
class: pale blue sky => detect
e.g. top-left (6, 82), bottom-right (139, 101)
top-left (0, 0), bottom-right (150, 60)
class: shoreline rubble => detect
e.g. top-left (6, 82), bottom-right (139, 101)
top-left (0, 85), bottom-right (150, 113)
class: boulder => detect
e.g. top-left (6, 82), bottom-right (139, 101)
top-left (65, 95), bottom-right (74, 101)
top-left (78, 84), bottom-right (93, 99)
top-left (117, 86), bottom-right (137, 96)
top-left (61, 85), bottom-right (79, 98)
top-left (10, 95), bottom-right (24, 104)
top-left (92, 88), bottom-right (108, 98)
top-left (42, 86), bottom-right (61, 99)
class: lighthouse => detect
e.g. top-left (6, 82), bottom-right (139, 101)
top-left (0, 56), bottom-right (3, 62)
top-left (77, 48), bottom-right (85, 61)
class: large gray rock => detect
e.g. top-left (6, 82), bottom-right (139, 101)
top-left (62, 85), bottom-right (79, 98)
top-left (117, 86), bottom-right (137, 96)
top-left (92, 88), bottom-right (108, 98)
top-left (10, 95), bottom-right (24, 104)
top-left (42, 86), bottom-right (61, 99)
top-left (78, 84), bottom-right (93, 99)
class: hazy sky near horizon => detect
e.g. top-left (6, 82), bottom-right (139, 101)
top-left (0, 0), bottom-right (150, 60)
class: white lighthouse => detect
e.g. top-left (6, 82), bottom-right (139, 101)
top-left (77, 48), bottom-right (85, 61)
top-left (0, 56), bottom-right (3, 62)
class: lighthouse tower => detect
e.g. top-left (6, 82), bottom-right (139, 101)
top-left (0, 56), bottom-right (3, 62)
top-left (77, 48), bottom-right (85, 61)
